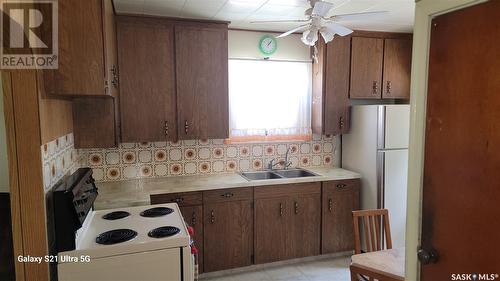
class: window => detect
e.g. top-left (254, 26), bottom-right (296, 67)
top-left (228, 59), bottom-right (312, 142)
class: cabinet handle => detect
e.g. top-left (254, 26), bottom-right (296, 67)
top-left (111, 65), bottom-right (119, 88)
top-left (372, 81), bottom-right (378, 95)
top-left (210, 210), bottom-right (215, 224)
top-left (191, 211), bottom-right (196, 226)
top-left (386, 81), bottom-right (392, 95)
top-left (171, 197), bottom-right (184, 204)
top-left (279, 203), bottom-right (283, 217)
top-left (328, 198), bottom-right (333, 212)
top-left (184, 120), bottom-right (189, 135)
top-left (339, 116), bottom-right (344, 129)
top-left (165, 121), bottom-right (169, 136)
top-left (294, 201), bottom-right (299, 215)
top-left (336, 183), bottom-right (347, 189)
top-left (220, 192), bottom-right (234, 198)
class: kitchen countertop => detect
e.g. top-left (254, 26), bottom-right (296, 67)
top-left (93, 167), bottom-right (361, 210)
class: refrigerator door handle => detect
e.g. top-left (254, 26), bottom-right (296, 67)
top-left (376, 151), bottom-right (385, 209)
top-left (377, 106), bottom-right (386, 150)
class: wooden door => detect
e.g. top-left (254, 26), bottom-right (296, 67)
top-left (117, 18), bottom-right (177, 142)
top-left (254, 197), bottom-right (289, 264)
top-left (44, 0), bottom-right (105, 96)
top-left (175, 25), bottom-right (229, 140)
top-left (421, 1), bottom-right (500, 279)
top-left (382, 38), bottom-right (412, 99)
top-left (350, 37), bottom-right (384, 99)
top-left (321, 180), bottom-right (360, 254)
top-left (324, 35), bottom-right (351, 134)
top-left (289, 193), bottom-right (321, 259)
top-left (203, 200), bottom-right (253, 272)
top-left (179, 205), bottom-right (204, 273)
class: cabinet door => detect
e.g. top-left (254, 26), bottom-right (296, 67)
top-left (179, 205), bottom-right (204, 273)
top-left (350, 37), bottom-right (384, 99)
top-left (382, 38), bottom-right (412, 99)
top-left (73, 97), bottom-right (117, 148)
top-left (117, 18), bottom-right (177, 142)
top-left (324, 35), bottom-right (351, 135)
top-left (44, 0), bottom-right (105, 96)
top-left (254, 198), bottom-right (289, 264)
top-left (175, 25), bottom-right (229, 140)
top-left (321, 180), bottom-right (360, 254)
top-left (290, 193), bottom-right (321, 259)
top-left (203, 200), bottom-right (253, 272)
top-left (103, 0), bottom-right (119, 98)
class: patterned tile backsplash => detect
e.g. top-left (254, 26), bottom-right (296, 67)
top-left (41, 133), bottom-right (81, 192)
top-left (79, 135), bottom-right (340, 182)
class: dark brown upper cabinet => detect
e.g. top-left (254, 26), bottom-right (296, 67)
top-left (350, 33), bottom-right (412, 100)
top-left (116, 17), bottom-right (177, 142)
top-left (175, 25), bottom-right (229, 140)
top-left (44, 0), bottom-right (118, 97)
top-left (350, 37), bottom-right (385, 99)
top-left (312, 36), bottom-right (351, 136)
top-left (382, 38), bottom-right (412, 99)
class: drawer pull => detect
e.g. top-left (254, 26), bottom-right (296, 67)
top-left (191, 211), bottom-right (196, 226)
top-left (336, 183), bottom-right (347, 189)
top-left (294, 201), bottom-right (299, 215)
top-left (171, 197), bottom-right (184, 203)
top-left (210, 210), bottom-right (215, 224)
top-left (328, 198), bottom-right (333, 212)
top-left (220, 192), bottom-right (234, 198)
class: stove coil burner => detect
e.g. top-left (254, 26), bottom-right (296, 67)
top-left (148, 226), bottom-right (181, 238)
top-left (102, 211), bottom-right (131, 220)
top-left (96, 229), bottom-right (138, 245)
top-left (140, 207), bottom-right (174, 218)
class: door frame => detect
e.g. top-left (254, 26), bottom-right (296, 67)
top-left (406, 0), bottom-right (488, 280)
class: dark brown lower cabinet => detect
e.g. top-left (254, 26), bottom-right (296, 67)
top-left (203, 192), bottom-right (253, 272)
top-left (179, 205), bottom-right (203, 273)
top-left (321, 180), bottom-right (360, 254)
top-left (254, 183), bottom-right (321, 263)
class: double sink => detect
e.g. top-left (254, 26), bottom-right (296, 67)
top-left (240, 168), bottom-right (318, 181)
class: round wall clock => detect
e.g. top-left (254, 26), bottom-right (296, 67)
top-left (259, 35), bottom-right (277, 56)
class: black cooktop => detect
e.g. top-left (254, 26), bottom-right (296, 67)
top-left (102, 211), bottom-right (131, 220)
top-left (96, 229), bottom-right (138, 245)
top-left (148, 226), bottom-right (180, 238)
top-left (140, 207), bottom-right (174, 218)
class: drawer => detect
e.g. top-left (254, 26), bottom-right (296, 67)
top-left (203, 187), bottom-right (253, 203)
top-left (150, 191), bottom-right (202, 206)
top-left (254, 182), bottom-right (321, 199)
top-left (322, 179), bottom-right (360, 192)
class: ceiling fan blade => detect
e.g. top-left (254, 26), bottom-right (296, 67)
top-left (312, 1), bottom-right (334, 17)
top-left (276, 24), bottom-right (311, 38)
top-left (329, 11), bottom-right (388, 21)
top-left (250, 19), bottom-right (310, 23)
top-left (324, 22), bottom-right (353, 36)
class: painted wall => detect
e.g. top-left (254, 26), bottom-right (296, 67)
top-left (228, 30), bottom-right (311, 61)
top-left (0, 78), bottom-right (9, 193)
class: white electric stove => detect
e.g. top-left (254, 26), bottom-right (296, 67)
top-left (57, 203), bottom-right (194, 281)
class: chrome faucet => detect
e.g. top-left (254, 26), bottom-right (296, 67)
top-left (267, 158), bottom-right (279, 170)
top-left (283, 147), bottom-right (292, 170)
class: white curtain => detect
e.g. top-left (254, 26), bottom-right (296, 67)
top-left (228, 59), bottom-right (312, 137)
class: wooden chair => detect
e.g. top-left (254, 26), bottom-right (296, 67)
top-left (352, 209), bottom-right (393, 254)
top-left (350, 209), bottom-right (396, 281)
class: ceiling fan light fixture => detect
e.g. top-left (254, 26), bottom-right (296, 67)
top-left (301, 29), bottom-right (318, 46)
top-left (320, 28), bottom-right (335, 43)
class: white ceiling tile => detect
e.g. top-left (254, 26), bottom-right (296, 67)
top-left (219, 0), bottom-right (267, 14)
top-left (249, 5), bottom-right (307, 20)
top-left (265, 0), bottom-right (310, 7)
top-left (143, 0), bottom-right (186, 17)
top-left (182, 0), bottom-right (226, 18)
top-left (113, 0), bottom-right (145, 14)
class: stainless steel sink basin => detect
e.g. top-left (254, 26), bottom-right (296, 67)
top-left (274, 168), bottom-right (318, 178)
top-left (240, 171), bottom-right (283, 181)
top-left (240, 169), bottom-right (318, 181)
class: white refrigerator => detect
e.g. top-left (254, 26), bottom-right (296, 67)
top-left (342, 105), bottom-right (410, 249)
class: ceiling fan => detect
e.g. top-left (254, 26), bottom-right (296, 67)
top-left (251, 0), bottom-right (388, 47)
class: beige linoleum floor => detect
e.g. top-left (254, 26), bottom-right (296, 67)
top-left (201, 256), bottom-right (351, 281)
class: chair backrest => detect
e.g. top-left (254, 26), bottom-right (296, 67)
top-left (352, 209), bottom-right (392, 254)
